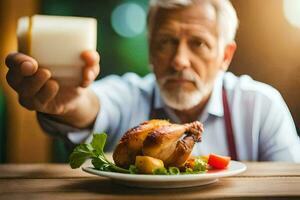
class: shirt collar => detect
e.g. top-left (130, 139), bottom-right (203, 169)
top-left (204, 71), bottom-right (225, 118)
top-left (153, 81), bottom-right (165, 109)
top-left (154, 71), bottom-right (225, 118)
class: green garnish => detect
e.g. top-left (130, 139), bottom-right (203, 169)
top-left (193, 158), bottom-right (208, 172)
top-left (182, 158), bottom-right (208, 174)
top-left (153, 167), bottom-right (169, 175)
top-left (129, 165), bottom-right (138, 174)
top-left (69, 133), bottom-right (129, 173)
top-left (169, 167), bottom-right (180, 175)
top-left (185, 168), bottom-right (194, 174)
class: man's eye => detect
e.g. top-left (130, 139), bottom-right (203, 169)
top-left (191, 40), bottom-right (206, 48)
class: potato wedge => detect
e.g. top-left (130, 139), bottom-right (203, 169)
top-left (135, 156), bottom-right (164, 174)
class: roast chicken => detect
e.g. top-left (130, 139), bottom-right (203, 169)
top-left (113, 119), bottom-right (204, 168)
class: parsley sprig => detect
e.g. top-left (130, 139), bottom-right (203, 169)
top-left (69, 133), bottom-right (129, 173)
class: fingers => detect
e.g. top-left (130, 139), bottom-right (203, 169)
top-left (35, 79), bottom-right (59, 105)
top-left (5, 52), bottom-right (38, 76)
top-left (18, 68), bottom-right (51, 98)
top-left (16, 68), bottom-right (54, 111)
top-left (81, 65), bottom-right (99, 87)
top-left (18, 79), bottom-right (60, 112)
top-left (5, 52), bottom-right (59, 112)
top-left (80, 50), bottom-right (100, 87)
top-left (5, 52), bottom-right (39, 90)
top-left (5, 53), bottom-right (58, 111)
top-left (6, 69), bottom-right (23, 90)
top-left (81, 50), bottom-right (100, 66)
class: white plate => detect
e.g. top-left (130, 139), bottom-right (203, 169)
top-left (82, 161), bottom-right (247, 188)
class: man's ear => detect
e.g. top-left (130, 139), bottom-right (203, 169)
top-left (221, 41), bottom-right (237, 71)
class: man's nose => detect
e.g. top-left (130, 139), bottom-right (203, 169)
top-left (171, 43), bottom-right (191, 71)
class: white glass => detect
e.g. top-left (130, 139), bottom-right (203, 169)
top-left (17, 15), bottom-right (97, 86)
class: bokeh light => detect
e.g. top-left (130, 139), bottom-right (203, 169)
top-left (283, 0), bottom-right (300, 28)
top-left (111, 2), bottom-right (146, 38)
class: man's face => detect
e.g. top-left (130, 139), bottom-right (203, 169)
top-left (149, 3), bottom-right (232, 111)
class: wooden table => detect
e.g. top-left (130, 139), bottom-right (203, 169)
top-left (0, 162), bottom-right (299, 199)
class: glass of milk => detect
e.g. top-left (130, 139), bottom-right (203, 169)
top-left (17, 15), bottom-right (97, 86)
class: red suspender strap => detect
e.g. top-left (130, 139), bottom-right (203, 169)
top-left (222, 87), bottom-right (238, 160)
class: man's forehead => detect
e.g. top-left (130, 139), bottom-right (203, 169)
top-left (151, 2), bottom-right (217, 34)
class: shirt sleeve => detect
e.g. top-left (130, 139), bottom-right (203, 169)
top-left (258, 89), bottom-right (300, 162)
top-left (36, 112), bottom-right (91, 144)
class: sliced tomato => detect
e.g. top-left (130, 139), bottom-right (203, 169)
top-left (208, 154), bottom-right (231, 169)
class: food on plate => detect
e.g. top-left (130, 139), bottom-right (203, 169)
top-left (113, 119), bottom-right (204, 168)
top-left (135, 156), bottom-right (164, 174)
top-left (69, 134), bottom-right (130, 173)
top-left (112, 119), bottom-right (170, 168)
top-left (69, 119), bottom-right (232, 175)
top-left (208, 153), bottom-right (231, 169)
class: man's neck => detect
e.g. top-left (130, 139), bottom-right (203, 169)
top-left (173, 93), bottom-right (211, 123)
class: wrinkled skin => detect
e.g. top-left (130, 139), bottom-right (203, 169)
top-left (113, 120), bottom-right (203, 168)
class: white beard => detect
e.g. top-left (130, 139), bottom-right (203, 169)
top-left (158, 70), bottom-right (213, 111)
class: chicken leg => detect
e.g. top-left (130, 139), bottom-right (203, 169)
top-left (113, 119), bottom-right (170, 168)
top-left (142, 121), bottom-right (203, 167)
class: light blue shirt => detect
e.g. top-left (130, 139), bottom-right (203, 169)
top-left (38, 71), bottom-right (300, 162)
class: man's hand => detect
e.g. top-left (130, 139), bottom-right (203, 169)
top-left (5, 50), bottom-right (100, 128)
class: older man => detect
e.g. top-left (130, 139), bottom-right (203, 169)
top-left (5, 0), bottom-right (300, 161)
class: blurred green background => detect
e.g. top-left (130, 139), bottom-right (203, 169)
top-left (40, 0), bottom-right (150, 162)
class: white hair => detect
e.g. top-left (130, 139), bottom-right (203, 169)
top-left (148, 0), bottom-right (239, 45)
